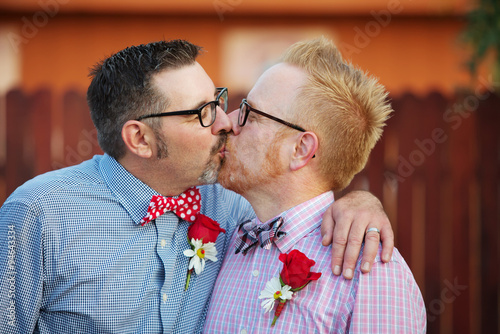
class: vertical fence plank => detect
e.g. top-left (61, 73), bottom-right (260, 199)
top-left (4, 89), bottom-right (52, 202)
top-left (390, 92), bottom-right (422, 268)
top-left (449, 92), bottom-right (477, 333)
top-left (367, 129), bottom-right (386, 201)
top-left (31, 89), bottom-right (53, 176)
top-left (52, 89), bottom-right (102, 169)
top-left (5, 89), bottom-right (34, 198)
top-left (422, 92), bottom-right (448, 333)
top-left (381, 104), bottom-right (400, 240)
top-left (478, 93), bottom-right (500, 334)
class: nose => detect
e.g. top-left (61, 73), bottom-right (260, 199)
top-left (211, 106), bottom-right (232, 134)
top-left (227, 109), bottom-right (242, 135)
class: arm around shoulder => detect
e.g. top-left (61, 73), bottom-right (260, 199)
top-left (321, 190), bottom-right (394, 278)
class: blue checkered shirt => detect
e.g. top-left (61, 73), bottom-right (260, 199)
top-left (0, 154), bottom-right (254, 333)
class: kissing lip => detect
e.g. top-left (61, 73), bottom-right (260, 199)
top-left (218, 144), bottom-right (226, 158)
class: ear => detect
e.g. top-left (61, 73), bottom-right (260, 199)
top-left (121, 120), bottom-right (155, 159)
top-left (289, 131), bottom-right (318, 171)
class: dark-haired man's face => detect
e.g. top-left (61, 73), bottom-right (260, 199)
top-left (150, 63), bottom-right (231, 190)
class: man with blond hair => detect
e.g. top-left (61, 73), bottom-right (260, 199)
top-left (203, 37), bottom-right (426, 333)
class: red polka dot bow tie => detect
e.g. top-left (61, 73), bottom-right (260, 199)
top-left (140, 187), bottom-right (201, 226)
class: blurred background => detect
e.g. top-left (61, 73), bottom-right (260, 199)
top-left (0, 0), bottom-right (499, 332)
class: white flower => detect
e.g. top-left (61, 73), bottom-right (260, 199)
top-left (258, 277), bottom-right (293, 313)
top-left (183, 238), bottom-right (218, 275)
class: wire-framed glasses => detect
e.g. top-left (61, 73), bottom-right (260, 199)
top-left (238, 99), bottom-right (306, 132)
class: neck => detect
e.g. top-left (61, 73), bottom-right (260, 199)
top-left (242, 174), bottom-right (330, 222)
top-left (118, 155), bottom-right (198, 197)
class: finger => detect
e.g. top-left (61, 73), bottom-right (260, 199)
top-left (329, 219), bottom-right (351, 276)
top-left (380, 224), bottom-right (394, 263)
top-left (341, 224), bottom-right (365, 280)
top-left (360, 229), bottom-right (381, 273)
top-left (321, 206), bottom-right (335, 246)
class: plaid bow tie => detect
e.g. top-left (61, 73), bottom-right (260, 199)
top-left (234, 217), bottom-right (286, 255)
top-left (140, 187), bottom-right (201, 226)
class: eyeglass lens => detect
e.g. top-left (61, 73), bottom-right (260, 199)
top-left (218, 89), bottom-right (228, 114)
top-left (200, 88), bottom-right (228, 127)
top-left (238, 102), bottom-right (246, 126)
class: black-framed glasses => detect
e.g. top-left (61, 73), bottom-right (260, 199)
top-left (238, 99), bottom-right (306, 132)
top-left (136, 87), bottom-right (228, 127)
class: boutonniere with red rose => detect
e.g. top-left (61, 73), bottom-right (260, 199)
top-left (183, 214), bottom-right (225, 290)
top-left (258, 249), bottom-right (321, 327)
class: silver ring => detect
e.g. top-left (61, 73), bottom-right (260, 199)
top-left (366, 227), bottom-right (380, 234)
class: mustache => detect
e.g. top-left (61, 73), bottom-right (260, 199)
top-left (211, 133), bottom-right (227, 155)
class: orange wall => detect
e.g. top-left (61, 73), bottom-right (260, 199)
top-left (0, 11), bottom-right (481, 97)
top-left (0, 0), bottom-right (472, 15)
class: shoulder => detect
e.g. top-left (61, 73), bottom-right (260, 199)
top-left (353, 245), bottom-right (424, 304)
top-left (3, 156), bottom-right (104, 209)
top-left (366, 247), bottom-right (419, 286)
top-left (351, 247), bottom-right (427, 331)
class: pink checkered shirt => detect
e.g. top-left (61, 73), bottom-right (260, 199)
top-left (203, 192), bottom-right (427, 333)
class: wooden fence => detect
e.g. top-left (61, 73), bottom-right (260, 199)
top-left (0, 88), bottom-right (499, 334)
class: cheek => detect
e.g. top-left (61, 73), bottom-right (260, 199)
top-left (180, 132), bottom-right (216, 155)
top-left (241, 128), bottom-right (268, 149)
top-left (232, 138), bottom-right (257, 164)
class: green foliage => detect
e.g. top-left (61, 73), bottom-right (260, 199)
top-left (461, 0), bottom-right (500, 78)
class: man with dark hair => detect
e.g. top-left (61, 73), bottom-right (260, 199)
top-left (0, 39), bottom-right (394, 333)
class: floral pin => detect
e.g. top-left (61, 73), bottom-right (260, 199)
top-left (183, 213), bottom-right (225, 290)
top-left (258, 249), bottom-right (321, 327)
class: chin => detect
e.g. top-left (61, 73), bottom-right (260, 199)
top-left (219, 170), bottom-right (251, 196)
top-left (216, 168), bottom-right (232, 188)
top-left (198, 160), bottom-right (221, 185)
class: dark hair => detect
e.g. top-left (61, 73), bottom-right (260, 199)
top-left (87, 39), bottom-right (202, 159)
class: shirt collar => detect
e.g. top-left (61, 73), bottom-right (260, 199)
top-left (261, 191), bottom-right (334, 253)
top-left (99, 154), bottom-right (159, 225)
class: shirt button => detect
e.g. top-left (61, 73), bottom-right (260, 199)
top-left (240, 329), bottom-right (248, 334)
top-left (160, 239), bottom-right (166, 248)
top-left (163, 293), bottom-right (168, 302)
top-left (252, 270), bottom-right (259, 277)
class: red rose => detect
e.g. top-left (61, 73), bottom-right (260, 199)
top-left (279, 249), bottom-right (321, 289)
top-left (187, 214), bottom-right (225, 243)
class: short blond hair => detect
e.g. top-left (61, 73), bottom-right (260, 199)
top-left (282, 37), bottom-right (392, 191)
